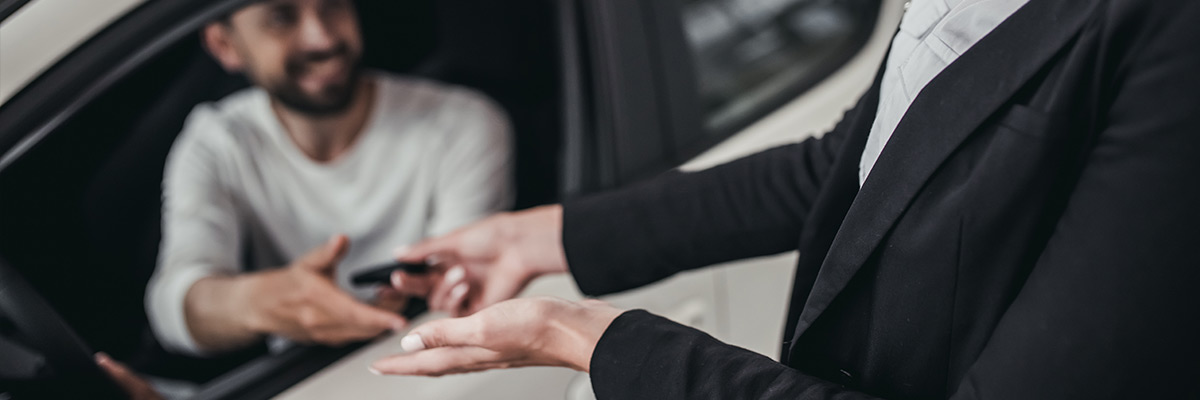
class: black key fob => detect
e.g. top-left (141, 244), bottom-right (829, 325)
top-left (353, 262), bottom-right (432, 320)
top-left (351, 261), bottom-right (431, 287)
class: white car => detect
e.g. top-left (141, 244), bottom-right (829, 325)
top-left (0, 0), bottom-right (901, 398)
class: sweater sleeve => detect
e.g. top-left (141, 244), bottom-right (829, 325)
top-left (145, 106), bottom-right (245, 356)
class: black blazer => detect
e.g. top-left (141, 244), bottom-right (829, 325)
top-left (563, 0), bottom-right (1200, 398)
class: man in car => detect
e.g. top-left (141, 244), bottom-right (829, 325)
top-left (145, 0), bottom-right (512, 356)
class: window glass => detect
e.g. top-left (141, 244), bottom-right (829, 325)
top-left (682, 0), bottom-right (877, 134)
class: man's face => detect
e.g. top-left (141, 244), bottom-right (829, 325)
top-left (216, 0), bottom-right (365, 116)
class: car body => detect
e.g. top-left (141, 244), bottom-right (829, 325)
top-left (0, 0), bottom-right (901, 398)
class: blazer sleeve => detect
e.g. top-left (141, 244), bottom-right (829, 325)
top-left (586, 2), bottom-right (1200, 399)
top-left (562, 96), bottom-right (860, 296)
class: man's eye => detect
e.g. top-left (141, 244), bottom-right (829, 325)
top-left (265, 8), bottom-right (296, 28)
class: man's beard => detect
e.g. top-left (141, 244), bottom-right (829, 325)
top-left (265, 43), bottom-right (363, 117)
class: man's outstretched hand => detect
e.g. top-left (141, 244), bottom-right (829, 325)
top-left (96, 353), bottom-right (163, 400)
top-left (391, 205), bottom-right (570, 317)
top-left (239, 235), bottom-right (411, 346)
top-left (188, 235), bottom-right (412, 352)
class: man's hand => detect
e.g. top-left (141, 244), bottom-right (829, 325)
top-left (238, 235), bottom-right (409, 346)
top-left (391, 205), bottom-right (569, 317)
top-left (369, 297), bottom-right (623, 376)
top-left (96, 353), bottom-right (164, 400)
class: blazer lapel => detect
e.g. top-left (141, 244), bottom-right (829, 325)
top-left (790, 0), bottom-right (1098, 337)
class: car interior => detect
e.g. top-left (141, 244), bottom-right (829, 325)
top-left (0, 0), bottom-right (562, 391)
top-left (0, 0), bottom-right (879, 397)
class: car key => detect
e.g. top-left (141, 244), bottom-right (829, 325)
top-left (353, 261), bottom-right (433, 320)
top-left (351, 261), bottom-right (431, 287)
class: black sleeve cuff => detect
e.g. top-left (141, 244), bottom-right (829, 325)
top-left (588, 309), bottom-right (847, 400)
top-left (589, 310), bottom-right (672, 399)
top-left (589, 309), bottom-right (728, 400)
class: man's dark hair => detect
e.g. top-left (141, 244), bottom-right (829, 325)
top-left (215, 0), bottom-right (266, 26)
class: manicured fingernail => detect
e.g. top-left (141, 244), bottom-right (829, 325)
top-left (392, 245), bottom-right (410, 258)
top-left (444, 267), bottom-right (465, 284)
top-left (427, 254), bottom-right (444, 265)
top-left (391, 271), bottom-right (404, 288)
top-left (401, 334), bottom-right (426, 352)
top-left (368, 366), bottom-right (383, 376)
top-left (95, 352), bottom-right (111, 364)
top-left (450, 283), bottom-right (468, 302)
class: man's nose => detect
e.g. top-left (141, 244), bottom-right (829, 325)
top-left (296, 11), bottom-right (338, 52)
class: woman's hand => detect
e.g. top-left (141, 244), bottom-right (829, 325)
top-left (369, 297), bottom-right (623, 376)
top-left (391, 205), bottom-right (570, 317)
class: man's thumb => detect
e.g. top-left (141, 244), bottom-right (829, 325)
top-left (298, 235), bottom-right (350, 272)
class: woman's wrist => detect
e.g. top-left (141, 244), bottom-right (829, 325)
top-left (548, 300), bottom-right (624, 372)
top-left (511, 204), bottom-right (570, 277)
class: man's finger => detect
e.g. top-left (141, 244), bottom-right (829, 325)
top-left (347, 299), bottom-right (409, 333)
top-left (375, 287), bottom-right (409, 313)
top-left (96, 352), bottom-right (137, 383)
top-left (309, 292), bottom-right (407, 345)
top-left (96, 353), bottom-right (164, 400)
top-left (370, 346), bottom-right (502, 376)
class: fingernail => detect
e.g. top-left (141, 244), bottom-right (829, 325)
top-left (450, 283), bottom-right (468, 301)
top-left (368, 366), bottom-right (383, 376)
top-left (392, 245), bottom-right (410, 258)
top-left (391, 271), bottom-right (404, 288)
top-left (401, 334), bottom-right (426, 352)
top-left (95, 352), bottom-right (111, 364)
top-left (391, 320), bottom-right (408, 331)
top-left (444, 267), bottom-right (465, 284)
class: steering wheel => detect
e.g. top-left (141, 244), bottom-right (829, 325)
top-left (0, 258), bottom-right (127, 399)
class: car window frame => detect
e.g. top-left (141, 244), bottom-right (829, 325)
top-left (0, 0), bottom-right (249, 170)
top-left (0, 0), bottom-right (31, 23)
